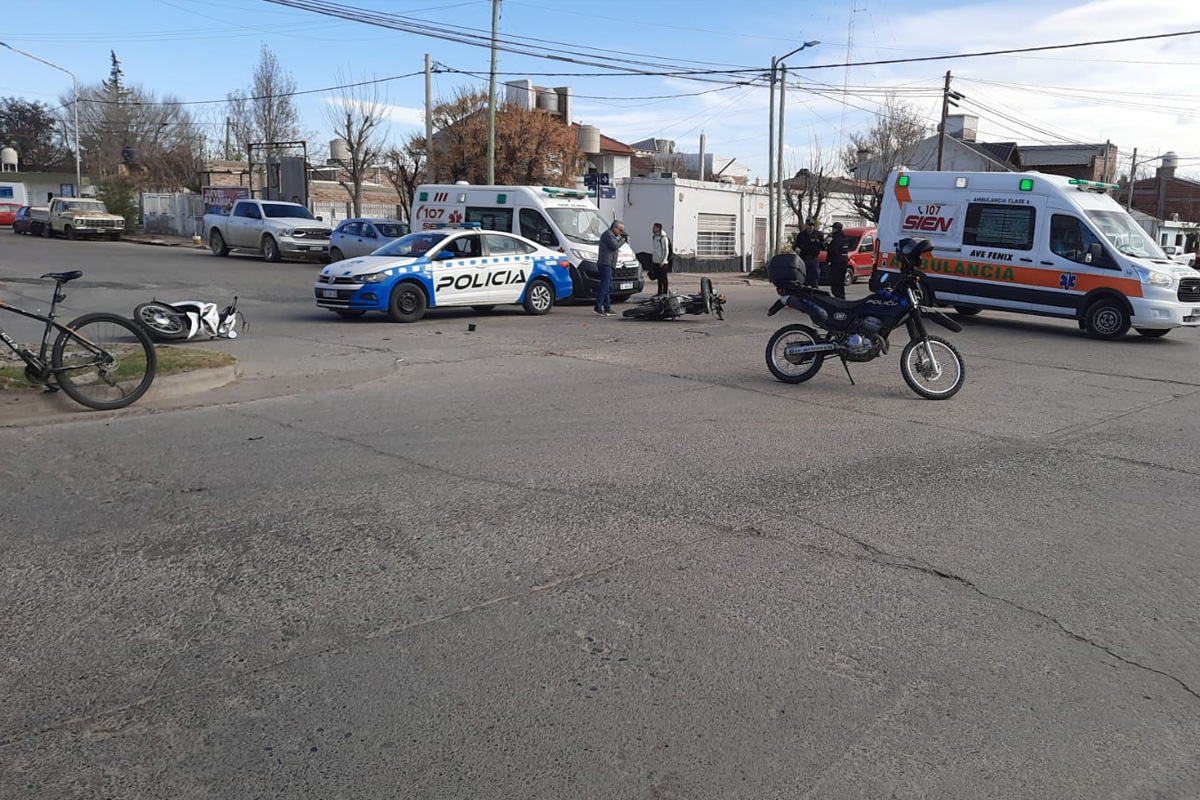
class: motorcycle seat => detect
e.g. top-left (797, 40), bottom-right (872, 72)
top-left (41, 271), bottom-right (83, 283)
top-left (808, 294), bottom-right (864, 311)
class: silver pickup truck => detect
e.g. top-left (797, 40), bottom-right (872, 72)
top-left (205, 199), bottom-right (331, 262)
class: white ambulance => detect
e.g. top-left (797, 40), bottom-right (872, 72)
top-left (411, 184), bottom-right (644, 302)
top-left (874, 170), bottom-right (1200, 339)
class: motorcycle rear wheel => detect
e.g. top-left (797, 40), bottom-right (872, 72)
top-left (134, 302), bottom-right (190, 341)
top-left (622, 303), bottom-right (663, 320)
top-left (900, 335), bottom-right (965, 400)
top-left (766, 323), bottom-right (825, 384)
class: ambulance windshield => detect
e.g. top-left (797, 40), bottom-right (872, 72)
top-left (546, 207), bottom-right (611, 244)
top-left (1085, 210), bottom-right (1165, 259)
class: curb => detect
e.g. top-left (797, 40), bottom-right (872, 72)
top-left (0, 364), bottom-right (238, 424)
top-left (124, 236), bottom-right (205, 248)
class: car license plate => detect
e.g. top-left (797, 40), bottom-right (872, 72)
top-left (619, 282), bottom-right (633, 290)
top-left (322, 290), bottom-right (337, 298)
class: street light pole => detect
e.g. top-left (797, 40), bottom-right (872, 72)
top-left (766, 40), bottom-right (819, 255)
top-left (0, 42), bottom-right (81, 193)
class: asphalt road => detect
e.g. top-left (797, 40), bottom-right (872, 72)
top-left (3, 232), bottom-right (1200, 799)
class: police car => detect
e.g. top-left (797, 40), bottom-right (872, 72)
top-left (313, 224), bottom-right (574, 322)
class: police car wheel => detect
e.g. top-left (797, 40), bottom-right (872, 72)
top-left (388, 282), bottom-right (427, 323)
top-left (522, 279), bottom-right (554, 315)
top-left (1083, 299), bottom-right (1130, 340)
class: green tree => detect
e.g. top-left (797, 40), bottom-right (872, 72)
top-left (96, 177), bottom-right (139, 231)
top-left (0, 97), bottom-right (71, 171)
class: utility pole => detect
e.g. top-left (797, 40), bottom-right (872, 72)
top-left (224, 117), bottom-right (232, 160)
top-left (1, 42), bottom-right (80, 192)
top-left (425, 53), bottom-right (434, 183)
top-left (767, 56), bottom-right (777, 254)
top-left (1125, 146), bottom-right (1138, 210)
top-left (487, 0), bottom-right (500, 185)
top-left (776, 64), bottom-right (787, 253)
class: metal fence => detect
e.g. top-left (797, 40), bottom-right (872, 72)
top-left (140, 193), bottom-right (205, 238)
top-left (311, 201), bottom-right (405, 225)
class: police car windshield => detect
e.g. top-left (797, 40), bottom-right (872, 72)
top-left (546, 207), bottom-right (610, 244)
top-left (373, 231), bottom-right (449, 258)
top-left (1085, 210), bottom-right (1165, 259)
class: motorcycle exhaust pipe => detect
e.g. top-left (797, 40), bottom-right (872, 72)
top-left (783, 342), bottom-right (840, 357)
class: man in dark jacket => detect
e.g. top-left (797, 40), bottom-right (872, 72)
top-left (793, 218), bottom-right (824, 288)
top-left (595, 220), bottom-right (625, 316)
top-left (827, 222), bottom-right (850, 299)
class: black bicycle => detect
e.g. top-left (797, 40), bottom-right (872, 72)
top-left (0, 271), bottom-right (157, 410)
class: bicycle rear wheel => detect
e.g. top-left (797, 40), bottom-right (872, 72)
top-left (52, 313), bottom-right (157, 410)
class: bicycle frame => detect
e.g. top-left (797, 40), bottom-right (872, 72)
top-left (0, 286), bottom-right (107, 381)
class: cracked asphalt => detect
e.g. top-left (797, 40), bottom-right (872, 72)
top-left (3, 233), bottom-right (1200, 798)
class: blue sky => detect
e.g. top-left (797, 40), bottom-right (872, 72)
top-left (3, 0), bottom-right (1199, 180)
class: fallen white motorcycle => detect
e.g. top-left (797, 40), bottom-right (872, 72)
top-left (133, 297), bottom-right (245, 342)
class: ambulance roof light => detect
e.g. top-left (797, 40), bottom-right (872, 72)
top-left (541, 187), bottom-right (596, 198)
top-left (897, 175), bottom-right (909, 187)
top-left (1068, 178), bottom-right (1120, 192)
top-left (1019, 178), bottom-right (1034, 191)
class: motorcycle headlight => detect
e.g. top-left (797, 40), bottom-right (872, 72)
top-left (353, 272), bottom-right (386, 283)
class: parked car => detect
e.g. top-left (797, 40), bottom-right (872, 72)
top-left (314, 225), bottom-right (573, 322)
top-left (11, 205), bottom-right (42, 235)
top-left (817, 226), bottom-right (878, 285)
top-left (0, 202), bottom-right (22, 227)
top-left (329, 218), bottom-right (410, 261)
top-left (205, 199), bottom-right (330, 262)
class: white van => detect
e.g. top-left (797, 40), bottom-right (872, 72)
top-left (874, 170), bottom-right (1200, 339)
top-left (412, 184), bottom-right (644, 302)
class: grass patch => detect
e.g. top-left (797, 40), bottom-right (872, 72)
top-left (0, 346), bottom-right (236, 391)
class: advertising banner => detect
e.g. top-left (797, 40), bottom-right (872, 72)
top-left (202, 186), bottom-right (250, 215)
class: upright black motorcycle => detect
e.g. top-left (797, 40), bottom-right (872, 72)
top-left (764, 237), bottom-right (966, 400)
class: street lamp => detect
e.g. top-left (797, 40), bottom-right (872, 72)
top-left (0, 42), bottom-right (81, 194)
top-left (767, 40), bottom-right (819, 255)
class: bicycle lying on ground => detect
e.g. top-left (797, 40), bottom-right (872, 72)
top-left (0, 271), bottom-right (157, 410)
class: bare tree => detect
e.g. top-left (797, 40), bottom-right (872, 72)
top-left (324, 71), bottom-right (388, 217)
top-left (64, 51), bottom-right (204, 190)
top-left (382, 132), bottom-right (426, 220)
top-left (841, 97), bottom-right (928, 222)
top-left (225, 45), bottom-right (302, 158)
top-left (783, 143), bottom-right (840, 231)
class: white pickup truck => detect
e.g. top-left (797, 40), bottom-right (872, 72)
top-left (33, 197), bottom-right (126, 240)
top-left (205, 199), bottom-right (331, 262)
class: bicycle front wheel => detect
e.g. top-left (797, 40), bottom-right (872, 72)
top-left (53, 313), bottom-right (157, 410)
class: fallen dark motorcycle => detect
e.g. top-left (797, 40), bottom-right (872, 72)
top-left (764, 237), bottom-right (966, 400)
top-left (622, 278), bottom-right (726, 321)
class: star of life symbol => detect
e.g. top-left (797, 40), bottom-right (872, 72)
top-left (449, 210), bottom-right (463, 223)
top-left (1059, 272), bottom-right (1077, 290)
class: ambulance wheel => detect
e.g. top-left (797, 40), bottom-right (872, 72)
top-left (522, 279), bottom-right (554, 315)
top-left (1083, 298), bottom-right (1130, 340)
top-left (1135, 328), bottom-right (1171, 338)
top-left (611, 294), bottom-right (631, 304)
top-left (953, 306), bottom-right (981, 316)
top-left (388, 281), bottom-right (427, 323)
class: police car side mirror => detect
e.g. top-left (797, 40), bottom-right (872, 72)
top-left (432, 250), bottom-right (455, 260)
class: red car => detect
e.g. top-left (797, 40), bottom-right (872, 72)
top-left (0, 202), bottom-right (22, 227)
top-left (818, 226), bottom-right (879, 286)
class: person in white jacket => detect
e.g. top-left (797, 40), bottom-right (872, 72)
top-left (651, 222), bottom-right (671, 295)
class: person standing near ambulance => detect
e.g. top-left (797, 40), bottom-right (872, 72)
top-left (826, 222), bottom-right (851, 299)
top-left (651, 222), bottom-right (671, 295)
top-left (595, 219), bottom-right (626, 316)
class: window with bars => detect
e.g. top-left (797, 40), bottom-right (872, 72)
top-left (697, 213), bottom-right (737, 257)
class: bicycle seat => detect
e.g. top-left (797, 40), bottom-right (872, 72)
top-left (41, 271), bottom-right (83, 283)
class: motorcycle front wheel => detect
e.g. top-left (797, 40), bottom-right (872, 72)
top-left (900, 334), bottom-right (965, 400)
top-left (134, 302), bottom-right (190, 341)
top-left (765, 323), bottom-right (825, 384)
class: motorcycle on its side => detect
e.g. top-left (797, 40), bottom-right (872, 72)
top-left (134, 297), bottom-right (245, 343)
top-left (622, 278), bottom-right (726, 321)
top-left (764, 237), bottom-right (966, 400)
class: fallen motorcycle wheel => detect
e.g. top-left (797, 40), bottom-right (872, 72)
top-left (766, 323), bottom-right (825, 384)
top-left (899, 335), bottom-right (965, 400)
top-left (622, 304), bottom-right (665, 320)
top-left (133, 302), bottom-right (190, 341)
